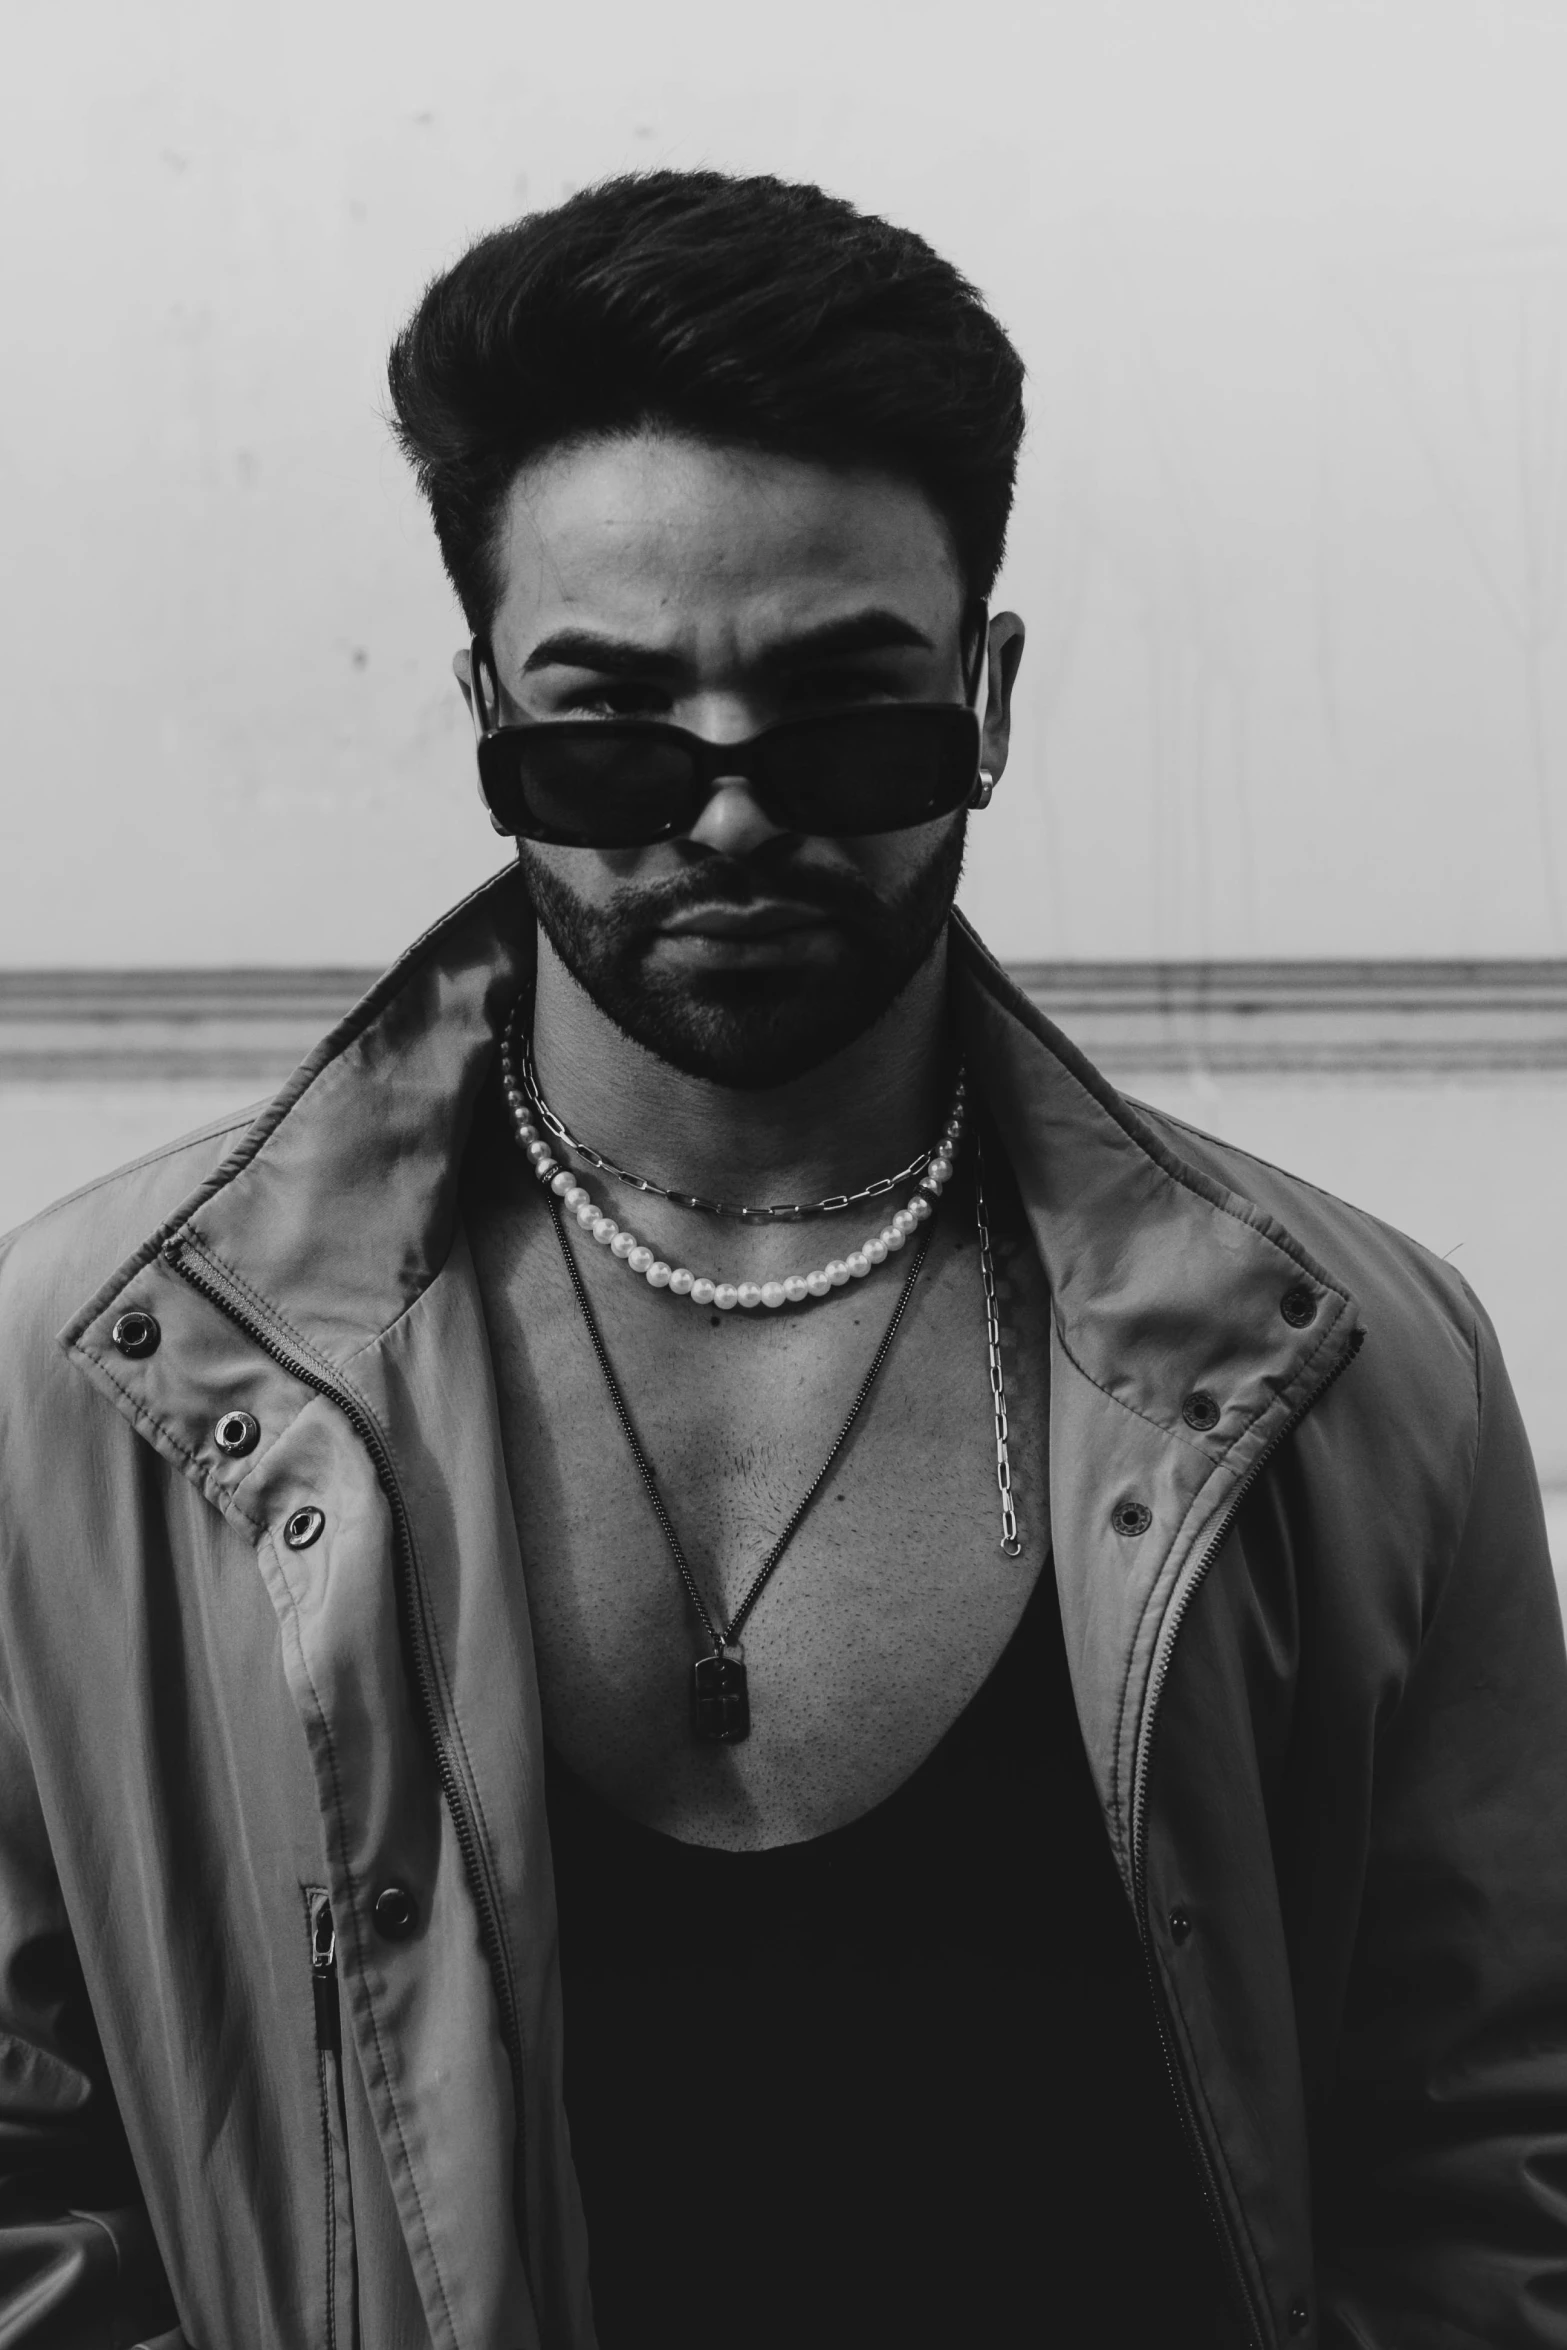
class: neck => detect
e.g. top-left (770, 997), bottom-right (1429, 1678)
top-left (527, 929), bottom-right (955, 1214)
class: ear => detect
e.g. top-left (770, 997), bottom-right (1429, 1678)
top-left (977, 612), bottom-right (1026, 791)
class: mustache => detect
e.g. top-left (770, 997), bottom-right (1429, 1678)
top-left (612, 852), bottom-right (890, 927)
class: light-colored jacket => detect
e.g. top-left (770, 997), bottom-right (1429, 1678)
top-left (1, 875), bottom-right (1564, 2349)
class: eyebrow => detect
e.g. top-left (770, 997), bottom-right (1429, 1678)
top-left (518, 608), bottom-right (937, 677)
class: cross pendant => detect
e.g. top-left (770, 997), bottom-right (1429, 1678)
top-left (691, 1647), bottom-right (750, 1743)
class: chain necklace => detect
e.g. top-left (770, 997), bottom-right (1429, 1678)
top-left (501, 1004), bottom-right (966, 1311)
top-left (517, 1018), bottom-right (953, 1222)
top-left (550, 1195), bottom-right (934, 1741)
top-left (542, 1131), bottom-right (1024, 1744)
top-left (975, 1135), bottom-right (1022, 1558)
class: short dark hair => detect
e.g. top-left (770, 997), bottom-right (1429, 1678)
top-left (386, 169), bottom-right (1026, 634)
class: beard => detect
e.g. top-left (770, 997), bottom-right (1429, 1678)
top-left (518, 823), bottom-right (966, 1089)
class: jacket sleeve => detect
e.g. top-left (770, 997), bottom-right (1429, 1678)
top-left (0, 1690), bottom-right (184, 2350)
top-left (1318, 1299), bottom-right (1567, 2348)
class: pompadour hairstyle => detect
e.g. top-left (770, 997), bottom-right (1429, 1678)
top-left (386, 169), bottom-right (1026, 634)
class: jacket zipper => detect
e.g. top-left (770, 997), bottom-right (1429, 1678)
top-left (162, 1232), bottom-right (531, 2290)
top-left (1129, 1328), bottom-right (1365, 2350)
top-left (309, 1888), bottom-right (349, 2350)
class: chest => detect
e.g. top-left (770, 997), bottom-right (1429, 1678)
top-left (469, 1160), bottom-right (1053, 1848)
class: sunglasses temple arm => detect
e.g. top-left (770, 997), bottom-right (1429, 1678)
top-left (964, 601), bottom-right (996, 807)
top-left (468, 637), bottom-right (496, 738)
top-left (964, 600), bottom-right (991, 713)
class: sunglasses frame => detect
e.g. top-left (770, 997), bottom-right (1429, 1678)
top-left (467, 619), bottom-right (993, 848)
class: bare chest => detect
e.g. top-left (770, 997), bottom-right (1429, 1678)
top-left (468, 1167), bottom-right (1051, 1849)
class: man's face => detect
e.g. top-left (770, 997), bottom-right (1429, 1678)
top-left (467, 430), bottom-right (1019, 1087)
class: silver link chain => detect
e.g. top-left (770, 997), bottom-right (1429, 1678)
top-left (518, 1024), bottom-right (945, 1222)
top-left (974, 1131), bottom-right (1023, 1557)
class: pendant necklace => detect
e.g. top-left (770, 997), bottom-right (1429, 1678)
top-left (548, 1193), bottom-right (936, 1741)
top-left (532, 1125), bottom-right (1024, 1744)
top-left (500, 998), bottom-right (1020, 1739)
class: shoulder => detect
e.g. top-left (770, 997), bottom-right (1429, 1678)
top-left (1122, 1102), bottom-right (1558, 1705)
top-left (1128, 1092), bottom-right (1488, 1441)
top-left (1130, 1094), bottom-right (1469, 1313)
top-left (0, 1105), bottom-right (260, 1373)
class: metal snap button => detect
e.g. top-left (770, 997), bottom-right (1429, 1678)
top-left (1182, 1391), bottom-right (1221, 1432)
top-left (110, 1310), bottom-right (161, 1359)
top-left (283, 1507), bottom-right (325, 1550)
top-left (213, 1410), bottom-right (260, 1458)
top-left (373, 1884), bottom-right (418, 1941)
top-left (1280, 1284), bottom-right (1318, 1328)
top-left (1111, 1500), bottom-right (1153, 1538)
top-left (1169, 1907), bottom-right (1193, 1944)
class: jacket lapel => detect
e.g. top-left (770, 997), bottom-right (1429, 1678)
top-left (952, 917), bottom-right (1362, 1888)
top-left (59, 869), bottom-right (591, 2350)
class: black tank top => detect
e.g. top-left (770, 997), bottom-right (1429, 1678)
top-left (544, 1558), bottom-right (1227, 2347)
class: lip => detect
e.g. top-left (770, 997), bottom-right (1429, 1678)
top-left (658, 902), bottom-right (831, 940)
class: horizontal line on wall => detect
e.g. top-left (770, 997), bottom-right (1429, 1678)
top-left (0, 961), bottom-right (1564, 1082)
top-left (1009, 960), bottom-right (1567, 1073)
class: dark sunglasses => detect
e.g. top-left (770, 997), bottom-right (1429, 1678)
top-left (469, 641), bottom-right (992, 848)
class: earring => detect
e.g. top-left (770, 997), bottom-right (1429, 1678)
top-left (971, 768), bottom-right (996, 810)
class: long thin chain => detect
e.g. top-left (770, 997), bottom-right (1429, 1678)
top-left (522, 1024), bottom-right (947, 1222)
top-left (975, 1131), bottom-right (1023, 1558)
top-left (550, 1195), bottom-right (935, 1650)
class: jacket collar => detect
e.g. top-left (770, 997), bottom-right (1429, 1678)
top-left (951, 907), bottom-right (1357, 1452)
top-left (65, 872), bottom-right (1361, 1869)
top-left (67, 868), bottom-right (536, 1369)
top-left (73, 872), bottom-right (1356, 1382)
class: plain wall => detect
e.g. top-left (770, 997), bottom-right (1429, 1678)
top-left (4, 0), bottom-right (1567, 967)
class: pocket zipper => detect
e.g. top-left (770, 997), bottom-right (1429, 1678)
top-left (311, 1889), bottom-right (341, 2055)
top-left (307, 1886), bottom-right (357, 2350)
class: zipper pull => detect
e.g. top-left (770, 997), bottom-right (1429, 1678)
top-left (309, 1892), bottom-right (341, 2055)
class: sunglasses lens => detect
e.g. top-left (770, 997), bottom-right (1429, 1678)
top-left (761, 708), bottom-right (979, 835)
top-left (487, 729), bottom-right (697, 845)
top-left (479, 706), bottom-right (980, 843)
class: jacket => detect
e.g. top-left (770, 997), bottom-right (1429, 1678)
top-left (0, 870), bottom-right (1563, 2349)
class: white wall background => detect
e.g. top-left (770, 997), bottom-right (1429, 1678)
top-left (4, 0), bottom-right (1567, 968)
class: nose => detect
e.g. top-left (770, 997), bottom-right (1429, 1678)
top-left (684, 775), bottom-right (789, 857)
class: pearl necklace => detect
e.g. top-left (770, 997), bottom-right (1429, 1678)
top-left (500, 1009), bottom-right (968, 1311)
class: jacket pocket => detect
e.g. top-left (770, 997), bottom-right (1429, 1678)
top-left (305, 1887), bottom-right (359, 2350)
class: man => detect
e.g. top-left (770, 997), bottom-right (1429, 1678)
top-left (0, 168), bottom-right (1563, 2350)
